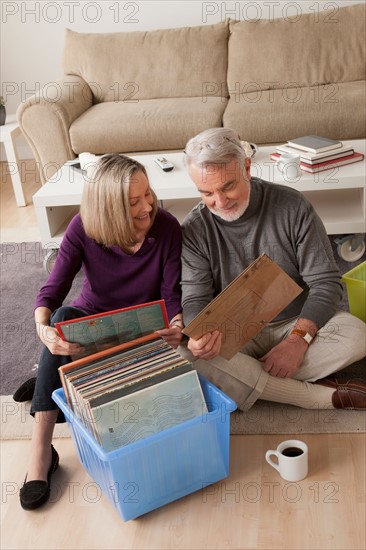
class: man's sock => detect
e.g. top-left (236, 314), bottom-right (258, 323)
top-left (260, 376), bottom-right (335, 409)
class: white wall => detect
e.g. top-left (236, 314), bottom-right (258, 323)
top-left (1, 0), bottom-right (364, 158)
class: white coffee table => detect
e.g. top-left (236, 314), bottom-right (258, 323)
top-left (33, 141), bottom-right (365, 268)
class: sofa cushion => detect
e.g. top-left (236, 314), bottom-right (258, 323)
top-left (223, 81), bottom-right (366, 144)
top-left (69, 97), bottom-right (227, 153)
top-left (227, 3), bottom-right (365, 92)
top-left (62, 22), bottom-right (229, 102)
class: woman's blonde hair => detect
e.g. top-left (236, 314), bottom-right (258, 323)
top-left (80, 153), bottom-right (158, 252)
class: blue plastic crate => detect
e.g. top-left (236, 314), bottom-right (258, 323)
top-left (52, 375), bottom-right (236, 521)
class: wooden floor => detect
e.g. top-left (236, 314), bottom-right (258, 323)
top-left (0, 160), bottom-right (41, 242)
top-left (1, 161), bottom-right (366, 550)
top-left (1, 435), bottom-right (365, 550)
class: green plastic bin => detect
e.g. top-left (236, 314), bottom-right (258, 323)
top-left (341, 261), bottom-right (366, 322)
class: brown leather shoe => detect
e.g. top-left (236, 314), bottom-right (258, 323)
top-left (316, 378), bottom-right (366, 409)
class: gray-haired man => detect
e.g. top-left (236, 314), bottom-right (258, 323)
top-left (181, 127), bottom-right (366, 410)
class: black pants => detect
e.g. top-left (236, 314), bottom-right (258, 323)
top-left (30, 306), bottom-right (88, 423)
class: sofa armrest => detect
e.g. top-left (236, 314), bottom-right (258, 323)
top-left (16, 75), bottom-right (93, 184)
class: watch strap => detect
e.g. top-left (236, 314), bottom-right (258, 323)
top-left (290, 329), bottom-right (313, 344)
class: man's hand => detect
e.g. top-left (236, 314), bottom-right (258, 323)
top-left (37, 324), bottom-right (84, 356)
top-left (260, 338), bottom-right (308, 378)
top-left (260, 318), bottom-right (317, 377)
top-left (187, 330), bottom-right (222, 360)
top-left (155, 326), bottom-right (183, 349)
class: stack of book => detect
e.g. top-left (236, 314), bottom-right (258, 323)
top-left (56, 301), bottom-right (207, 452)
top-left (270, 135), bottom-right (364, 173)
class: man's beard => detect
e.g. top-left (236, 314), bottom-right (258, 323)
top-left (210, 196), bottom-right (250, 222)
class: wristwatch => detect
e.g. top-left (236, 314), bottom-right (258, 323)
top-left (290, 329), bottom-right (313, 345)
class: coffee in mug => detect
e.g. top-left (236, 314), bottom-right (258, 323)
top-left (281, 446), bottom-right (304, 457)
top-left (265, 439), bottom-right (308, 481)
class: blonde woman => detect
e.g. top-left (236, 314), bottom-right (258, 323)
top-left (19, 154), bottom-right (183, 510)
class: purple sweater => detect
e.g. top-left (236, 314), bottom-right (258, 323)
top-left (35, 209), bottom-right (182, 321)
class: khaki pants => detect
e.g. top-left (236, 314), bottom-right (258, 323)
top-left (179, 311), bottom-right (366, 410)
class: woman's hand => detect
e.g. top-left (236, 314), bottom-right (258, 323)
top-left (35, 306), bottom-right (84, 356)
top-left (155, 313), bottom-right (184, 348)
top-left (155, 326), bottom-right (183, 349)
top-left (37, 324), bottom-right (84, 356)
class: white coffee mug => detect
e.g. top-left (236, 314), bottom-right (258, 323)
top-left (79, 152), bottom-right (99, 172)
top-left (276, 152), bottom-right (301, 181)
top-left (265, 439), bottom-right (308, 481)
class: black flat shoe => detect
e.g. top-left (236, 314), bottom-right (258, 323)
top-left (13, 377), bottom-right (37, 402)
top-left (20, 445), bottom-right (59, 511)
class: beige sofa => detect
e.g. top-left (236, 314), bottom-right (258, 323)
top-left (17, 3), bottom-right (366, 183)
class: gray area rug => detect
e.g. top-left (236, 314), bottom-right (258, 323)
top-left (1, 242), bottom-right (83, 395)
top-left (1, 240), bottom-right (365, 437)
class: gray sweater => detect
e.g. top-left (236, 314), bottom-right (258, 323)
top-left (181, 177), bottom-right (342, 328)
